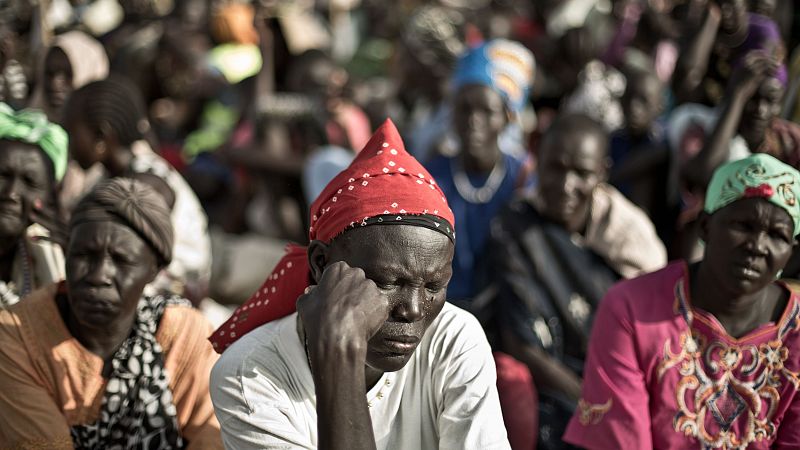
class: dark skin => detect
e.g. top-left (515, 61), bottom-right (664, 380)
top-left (536, 121), bottom-right (609, 234)
top-left (297, 225), bottom-right (453, 450)
top-left (673, 0), bottom-right (749, 103)
top-left (63, 110), bottom-right (133, 176)
top-left (693, 198), bottom-right (794, 338)
top-left (62, 221), bottom-right (160, 365)
top-left (684, 51), bottom-right (781, 188)
top-left (453, 84), bottom-right (510, 173)
top-left (738, 76), bottom-right (783, 150)
top-left (612, 69), bottom-right (670, 215)
top-left (622, 69), bottom-right (663, 138)
top-left (503, 118), bottom-right (609, 402)
top-left (43, 47), bottom-right (72, 111)
top-left (0, 140), bottom-right (54, 281)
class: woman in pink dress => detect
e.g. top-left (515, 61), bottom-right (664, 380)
top-left (564, 153), bottom-right (800, 449)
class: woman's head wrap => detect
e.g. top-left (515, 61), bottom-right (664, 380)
top-left (210, 119), bottom-right (455, 353)
top-left (705, 153), bottom-right (800, 236)
top-left (70, 178), bottom-right (174, 266)
top-left (452, 39), bottom-right (535, 113)
top-left (52, 31), bottom-right (110, 89)
top-left (0, 102), bottom-right (68, 181)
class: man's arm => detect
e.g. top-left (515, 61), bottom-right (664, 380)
top-left (672, 3), bottom-right (720, 103)
top-left (684, 52), bottom-right (777, 188)
top-left (298, 262), bottom-right (390, 450)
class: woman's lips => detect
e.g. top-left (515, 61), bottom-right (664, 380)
top-left (732, 262), bottom-right (762, 280)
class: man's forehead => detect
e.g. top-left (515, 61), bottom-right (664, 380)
top-left (543, 130), bottom-right (605, 163)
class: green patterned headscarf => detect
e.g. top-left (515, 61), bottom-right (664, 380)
top-left (705, 153), bottom-right (800, 236)
top-left (0, 102), bottom-right (68, 181)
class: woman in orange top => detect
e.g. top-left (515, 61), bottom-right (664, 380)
top-left (0, 178), bottom-right (222, 449)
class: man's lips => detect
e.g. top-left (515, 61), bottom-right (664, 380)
top-left (383, 335), bottom-right (420, 353)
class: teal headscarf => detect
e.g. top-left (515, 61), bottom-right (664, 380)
top-left (0, 103), bottom-right (68, 181)
top-left (705, 154), bottom-right (800, 236)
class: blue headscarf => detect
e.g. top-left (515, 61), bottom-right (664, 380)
top-left (452, 39), bottom-right (535, 114)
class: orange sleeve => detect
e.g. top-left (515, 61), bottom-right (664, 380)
top-left (159, 306), bottom-right (223, 450)
top-left (0, 308), bottom-right (72, 450)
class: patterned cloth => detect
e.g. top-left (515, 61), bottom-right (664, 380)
top-left (210, 119), bottom-right (456, 353)
top-left (71, 294), bottom-right (190, 449)
top-left (0, 102), bottom-right (68, 180)
top-left (452, 39), bottom-right (535, 114)
top-left (564, 262), bottom-right (800, 449)
top-left (705, 153), bottom-right (800, 236)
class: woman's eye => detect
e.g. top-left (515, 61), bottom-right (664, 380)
top-left (770, 230), bottom-right (792, 243)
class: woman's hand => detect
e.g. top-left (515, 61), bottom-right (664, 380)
top-left (297, 261), bottom-right (390, 367)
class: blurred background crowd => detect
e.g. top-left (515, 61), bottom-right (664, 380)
top-left (2, 0), bottom-right (800, 447)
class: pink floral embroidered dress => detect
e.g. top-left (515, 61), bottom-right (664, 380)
top-left (564, 261), bottom-right (800, 450)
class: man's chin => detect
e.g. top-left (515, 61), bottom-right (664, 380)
top-left (366, 352), bottom-right (414, 373)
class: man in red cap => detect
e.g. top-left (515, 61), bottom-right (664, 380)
top-left (208, 120), bottom-right (510, 449)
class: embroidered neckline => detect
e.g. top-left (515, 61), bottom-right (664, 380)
top-left (673, 262), bottom-right (800, 343)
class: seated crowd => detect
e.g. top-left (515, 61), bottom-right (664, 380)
top-left (1, 0), bottom-right (800, 449)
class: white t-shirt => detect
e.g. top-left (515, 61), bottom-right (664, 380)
top-left (210, 302), bottom-right (511, 450)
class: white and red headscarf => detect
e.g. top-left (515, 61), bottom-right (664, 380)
top-left (210, 119), bottom-right (455, 353)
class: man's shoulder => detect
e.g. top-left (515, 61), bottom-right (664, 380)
top-left (595, 184), bottom-right (658, 233)
top-left (421, 303), bottom-right (490, 359)
top-left (212, 315), bottom-right (291, 377)
top-left (210, 314), bottom-right (308, 421)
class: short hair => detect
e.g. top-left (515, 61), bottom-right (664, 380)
top-left (541, 113), bottom-right (608, 157)
top-left (66, 75), bottom-right (149, 146)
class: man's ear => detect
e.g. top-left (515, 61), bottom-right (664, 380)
top-left (307, 240), bottom-right (330, 284)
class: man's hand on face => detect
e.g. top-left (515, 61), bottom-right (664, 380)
top-left (297, 261), bottom-right (390, 368)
